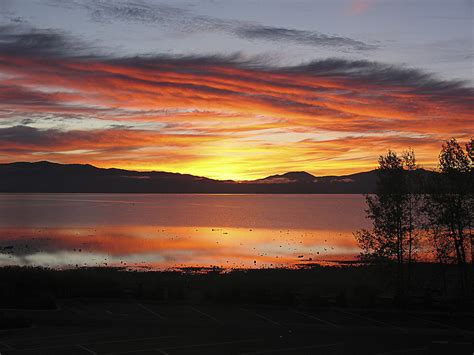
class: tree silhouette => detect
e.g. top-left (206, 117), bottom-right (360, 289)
top-left (467, 139), bottom-right (474, 275)
top-left (423, 138), bottom-right (473, 295)
top-left (402, 148), bottom-right (422, 291)
top-left (354, 149), bottom-right (421, 300)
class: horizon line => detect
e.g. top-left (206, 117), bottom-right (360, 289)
top-left (2, 160), bottom-right (437, 182)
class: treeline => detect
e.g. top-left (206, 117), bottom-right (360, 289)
top-left (355, 138), bottom-right (473, 300)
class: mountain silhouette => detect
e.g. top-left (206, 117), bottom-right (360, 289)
top-left (0, 161), bottom-right (430, 193)
top-left (255, 171), bottom-right (317, 184)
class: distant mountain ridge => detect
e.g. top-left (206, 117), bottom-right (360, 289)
top-left (254, 171), bottom-right (318, 184)
top-left (0, 161), bottom-right (422, 193)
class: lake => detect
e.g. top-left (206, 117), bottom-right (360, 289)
top-left (0, 194), bottom-right (369, 269)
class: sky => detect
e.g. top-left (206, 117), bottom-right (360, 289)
top-left (0, 0), bottom-right (472, 180)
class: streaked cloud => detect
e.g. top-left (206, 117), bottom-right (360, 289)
top-left (0, 26), bottom-right (472, 179)
top-left (49, 0), bottom-right (377, 51)
top-left (0, 25), bottom-right (91, 58)
top-left (234, 26), bottom-right (375, 51)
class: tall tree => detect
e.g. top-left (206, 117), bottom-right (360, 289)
top-left (466, 139), bottom-right (474, 265)
top-left (424, 138), bottom-right (473, 295)
top-left (402, 148), bottom-right (421, 290)
top-left (355, 150), bottom-right (421, 299)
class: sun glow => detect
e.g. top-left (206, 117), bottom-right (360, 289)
top-left (0, 54), bottom-right (472, 179)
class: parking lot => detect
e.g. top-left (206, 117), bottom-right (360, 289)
top-left (0, 300), bottom-right (472, 354)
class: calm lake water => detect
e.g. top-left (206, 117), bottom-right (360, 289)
top-left (0, 194), bottom-right (369, 269)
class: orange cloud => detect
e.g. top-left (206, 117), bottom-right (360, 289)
top-left (0, 53), bottom-right (472, 179)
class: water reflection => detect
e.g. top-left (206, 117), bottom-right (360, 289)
top-left (0, 194), bottom-right (368, 269)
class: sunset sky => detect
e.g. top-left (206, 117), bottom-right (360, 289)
top-left (0, 0), bottom-right (472, 180)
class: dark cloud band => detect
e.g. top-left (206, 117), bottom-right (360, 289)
top-left (48, 0), bottom-right (377, 51)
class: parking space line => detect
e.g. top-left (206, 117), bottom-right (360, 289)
top-left (240, 308), bottom-right (281, 326)
top-left (292, 309), bottom-right (339, 328)
top-left (137, 303), bottom-right (166, 320)
top-left (76, 343), bottom-right (99, 355)
top-left (105, 309), bottom-right (129, 317)
top-left (84, 335), bottom-right (176, 347)
top-left (408, 314), bottom-right (471, 334)
top-left (243, 342), bottom-right (341, 354)
top-left (189, 306), bottom-right (219, 322)
top-left (334, 308), bottom-right (404, 331)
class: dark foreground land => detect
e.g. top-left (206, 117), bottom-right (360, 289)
top-left (0, 266), bottom-right (473, 355)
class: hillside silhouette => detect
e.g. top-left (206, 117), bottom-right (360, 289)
top-left (0, 161), bottom-right (434, 193)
